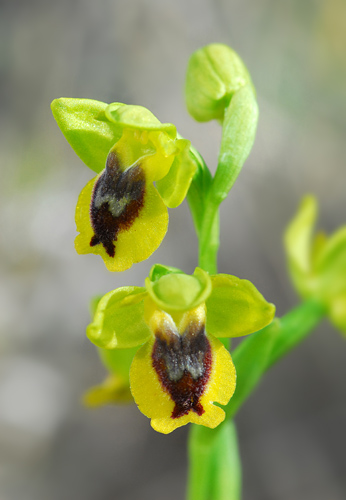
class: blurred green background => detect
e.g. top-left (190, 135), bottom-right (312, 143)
top-left (1, 0), bottom-right (346, 499)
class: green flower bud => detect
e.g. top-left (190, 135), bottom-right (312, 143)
top-left (51, 98), bottom-right (197, 271)
top-left (185, 43), bottom-right (254, 122)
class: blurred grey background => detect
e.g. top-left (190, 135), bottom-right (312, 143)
top-left (1, 0), bottom-right (346, 499)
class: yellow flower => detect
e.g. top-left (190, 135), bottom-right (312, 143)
top-left (87, 266), bottom-right (275, 433)
top-left (285, 195), bottom-right (346, 333)
top-left (131, 301), bottom-right (236, 433)
top-left (51, 99), bottom-right (197, 271)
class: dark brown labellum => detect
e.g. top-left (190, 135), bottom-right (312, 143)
top-left (90, 152), bottom-right (145, 257)
top-left (152, 320), bottom-right (212, 419)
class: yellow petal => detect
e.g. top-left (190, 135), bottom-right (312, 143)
top-left (114, 129), bottom-right (174, 182)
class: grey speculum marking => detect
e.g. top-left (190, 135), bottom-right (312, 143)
top-left (157, 327), bottom-right (206, 382)
top-left (152, 321), bottom-right (212, 418)
top-left (90, 152), bottom-right (145, 257)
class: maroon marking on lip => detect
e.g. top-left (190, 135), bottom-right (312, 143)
top-left (152, 323), bottom-right (212, 419)
top-left (89, 152), bottom-right (145, 257)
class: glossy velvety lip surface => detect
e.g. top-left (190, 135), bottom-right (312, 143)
top-left (90, 152), bottom-right (145, 257)
top-left (129, 303), bottom-right (237, 434)
top-left (152, 322), bottom-right (212, 419)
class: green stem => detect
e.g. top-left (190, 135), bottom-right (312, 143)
top-left (186, 178), bottom-right (220, 275)
top-left (266, 298), bottom-right (326, 369)
top-left (186, 148), bottom-right (220, 275)
top-left (211, 421), bottom-right (242, 500)
top-left (187, 425), bottom-right (215, 500)
top-left (198, 203), bottom-right (220, 274)
top-left (186, 84), bottom-right (259, 500)
top-left (185, 78), bottom-right (326, 500)
top-left (187, 161), bottom-right (238, 500)
top-left (187, 421), bottom-right (241, 500)
top-left (225, 298), bottom-right (326, 420)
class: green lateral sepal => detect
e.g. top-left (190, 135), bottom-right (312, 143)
top-left (284, 195), bottom-right (318, 297)
top-left (87, 287), bottom-right (150, 349)
top-left (51, 98), bottom-right (123, 174)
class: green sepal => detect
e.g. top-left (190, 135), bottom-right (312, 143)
top-left (149, 263), bottom-right (184, 283)
top-left (206, 275), bottom-right (275, 338)
top-left (51, 98), bottom-right (122, 174)
top-left (316, 226), bottom-right (346, 296)
top-left (328, 293), bottom-right (346, 334)
top-left (87, 287), bottom-right (151, 349)
top-left (318, 227), bottom-right (346, 332)
top-left (211, 84), bottom-right (259, 203)
top-left (155, 138), bottom-right (197, 208)
top-left (145, 267), bottom-right (212, 312)
top-left (98, 346), bottom-right (138, 382)
top-left (284, 195), bottom-right (318, 297)
top-left (85, 294), bottom-right (139, 406)
top-left (185, 43), bottom-right (254, 123)
top-left (319, 227), bottom-right (346, 332)
top-left (105, 102), bottom-right (176, 137)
